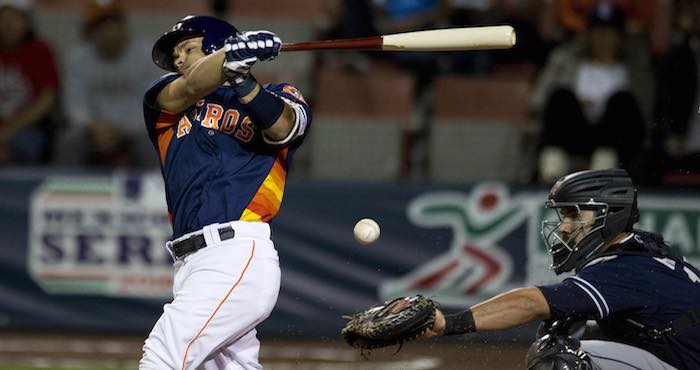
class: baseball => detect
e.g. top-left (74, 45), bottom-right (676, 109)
top-left (353, 218), bottom-right (380, 245)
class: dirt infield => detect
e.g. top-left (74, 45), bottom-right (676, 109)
top-left (0, 332), bottom-right (529, 369)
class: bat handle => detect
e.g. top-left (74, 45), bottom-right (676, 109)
top-left (281, 36), bottom-right (383, 52)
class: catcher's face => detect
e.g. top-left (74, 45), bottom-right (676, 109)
top-left (556, 207), bottom-right (596, 244)
top-left (172, 37), bottom-right (205, 74)
top-left (542, 204), bottom-right (606, 273)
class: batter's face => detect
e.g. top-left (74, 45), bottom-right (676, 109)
top-left (172, 37), bottom-right (205, 74)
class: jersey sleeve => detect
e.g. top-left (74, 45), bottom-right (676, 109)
top-left (143, 73), bottom-right (181, 143)
top-left (538, 258), bottom-right (656, 320)
top-left (260, 82), bottom-right (312, 147)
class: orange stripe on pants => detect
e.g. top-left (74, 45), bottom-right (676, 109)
top-left (180, 241), bottom-right (256, 370)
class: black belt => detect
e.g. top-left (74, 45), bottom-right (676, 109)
top-left (172, 225), bottom-right (236, 260)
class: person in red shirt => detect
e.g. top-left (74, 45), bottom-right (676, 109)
top-left (0, 0), bottom-right (59, 165)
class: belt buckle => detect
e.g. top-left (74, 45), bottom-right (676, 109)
top-left (173, 243), bottom-right (190, 261)
top-left (172, 238), bottom-right (188, 261)
top-left (173, 251), bottom-right (186, 261)
top-left (172, 233), bottom-right (200, 261)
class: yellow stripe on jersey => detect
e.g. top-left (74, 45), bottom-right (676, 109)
top-left (240, 208), bottom-right (261, 222)
top-left (241, 148), bottom-right (289, 222)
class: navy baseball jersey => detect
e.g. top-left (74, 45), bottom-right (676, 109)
top-left (539, 233), bottom-right (700, 368)
top-left (143, 73), bottom-right (311, 239)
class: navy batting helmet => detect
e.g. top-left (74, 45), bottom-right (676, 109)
top-left (152, 15), bottom-right (238, 72)
top-left (541, 169), bottom-right (638, 274)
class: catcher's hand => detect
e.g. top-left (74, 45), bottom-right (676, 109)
top-left (341, 295), bottom-right (437, 350)
top-left (420, 307), bottom-right (445, 338)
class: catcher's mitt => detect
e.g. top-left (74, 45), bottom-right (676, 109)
top-left (341, 295), bottom-right (437, 350)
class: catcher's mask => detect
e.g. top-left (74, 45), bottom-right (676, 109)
top-left (526, 334), bottom-right (598, 370)
top-left (152, 15), bottom-right (238, 72)
top-left (541, 169), bottom-right (638, 274)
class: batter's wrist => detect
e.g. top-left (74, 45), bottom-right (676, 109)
top-left (231, 74), bottom-right (258, 97)
top-left (443, 309), bottom-right (476, 336)
top-left (241, 86), bottom-right (285, 130)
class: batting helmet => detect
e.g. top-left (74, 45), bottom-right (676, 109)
top-left (541, 169), bottom-right (638, 274)
top-left (152, 15), bottom-right (238, 72)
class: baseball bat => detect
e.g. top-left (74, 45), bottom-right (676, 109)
top-left (281, 25), bottom-right (515, 52)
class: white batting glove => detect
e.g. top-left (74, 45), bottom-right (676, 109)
top-left (242, 30), bottom-right (282, 61)
top-left (223, 31), bottom-right (282, 83)
top-left (223, 34), bottom-right (258, 84)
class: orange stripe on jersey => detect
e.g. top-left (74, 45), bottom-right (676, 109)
top-left (157, 127), bottom-right (174, 164)
top-left (155, 110), bottom-right (179, 164)
top-left (242, 148), bottom-right (289, 222)
top-left (245, 191), bottom-right (279, 219)
top-left (156, 110), bottom-right (179, 130)
top-left (269, 163), bottom-right (285, 184)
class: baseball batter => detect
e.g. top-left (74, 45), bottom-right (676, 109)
top-left (139, 16), bottom-right (311, 370)
top-left (420, 169), bottom-right (700, 370)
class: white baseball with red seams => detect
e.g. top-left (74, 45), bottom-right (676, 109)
top-left (354, 218), bottom-right (380, 245)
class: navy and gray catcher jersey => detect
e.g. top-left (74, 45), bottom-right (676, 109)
top-left (538, 233), bottom-right (700, 369)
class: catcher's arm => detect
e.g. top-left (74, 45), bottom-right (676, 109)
top-left (425, 287), bottom-right (550, 338)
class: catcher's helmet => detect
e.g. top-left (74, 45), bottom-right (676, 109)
top-left (152, 15), bottom-right (238, 72)
top-left (541, 169), bottom-right (638, 274)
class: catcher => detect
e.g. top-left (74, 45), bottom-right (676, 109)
top-left (342, 169), bottom-right (700, 370)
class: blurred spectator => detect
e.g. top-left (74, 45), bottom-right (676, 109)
top-left (542, 0), bottom-right (671, 56)
top-left (313, 0), bottom-right (377, 74)
top-left (449, 0), bottom-right (552, 74)
top-left (445, 0), bottom-right (499, 75)
top-left (210, 0), bottom-right (229, 18)
top-left (370, 0), bottom-right (453, 178)
top-left (0, 0), bottom-right (60, 165)
top-left (556, 0), bottom-right (653, 33)
top-left (373, 0), bottom-right (450, 33)
top-left (496, 0), bottom-right (553, 69)
top-left (321, 0), bottom-right (376, 40)
top-left (531, 2), bottom-right (653, 183)
top-left (55, 0), bottom-right (161, 168)
top-left (368, 0), bottom-right (553, 79)
top-left (648, 0), bottom-right (700, 184)
top-left (371, 0), bottom-right (452, 89)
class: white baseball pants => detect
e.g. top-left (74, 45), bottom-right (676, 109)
top-left (582, 340), bottom-right (678, 370)
top-left (140, 221), bottom-right (281, 370)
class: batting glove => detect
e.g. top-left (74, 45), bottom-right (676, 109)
top-left (223, 31), bottom-right (281, 84)
top-left (243, 30), bottom-right (282, 61)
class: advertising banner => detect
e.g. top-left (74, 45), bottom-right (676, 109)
top-left (0, 172), bottom-right (696, 336)
top-left (28, 172), bottom-right (173, 298)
